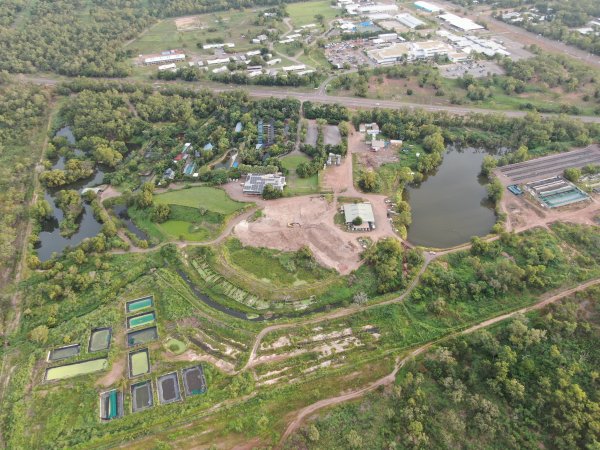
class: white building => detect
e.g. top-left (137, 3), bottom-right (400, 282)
top-left (378, 33), bottom-right (399, 41)
top-left (144, 53), bottom-right (185, 65)
top-left (206, 57), bottom-right (231, 65)
top-left (158, 63), bottom-right (177, 71)
top-left (395, 13), bottom-right (425, 29)
top-left (439, 13), bottom-right (484, 31)
top-left (266, 58), bottom-right (281, 65)
top-left (279, 38), bottom-right (295, 44)
top-left (212, 66), bottom-right (229, 74)
top-left (414, 1), bottom-right (441, 13)
top-left (246, 50), bottom-right (262, 57)
top-left (202, 43), bottom-right (235, 49)
top-left (368, 40), bottom-right (453, 64)
top-left (342, 203), bottom-right (375, 230)
top-left (357, 3), bottom-right (398, 14)
top-left (282, 64), bottom-right (307, 72)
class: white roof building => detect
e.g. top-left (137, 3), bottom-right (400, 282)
top-left (357, 4), bottom-right (398, 14)
top-left (395, 13), bottom-right (425, 29)
top-left (202, 43), bottom-right (235, 49)
top-left (212, 66), bottom-right (229, 73)
top-left (439, 13), bottom-right (484, 31)
top-left (414, 1), bottom-right (441, 13)
top-left (266, 58), bottom-right (281, 65)
top-left (158, 63), bottom-right (177, 71)
top-left (206, 57), bottom-right (231, 65)
top-left (144, 53), bottom-right (185, 65)
top-left (282, 64), bottom-right (307, 72)
top-left (368, 40), bottom-right (453, 64)
top-left (246, 50), bottom-right (262, 56)
top-left (343, 203), bottom-right (375, 228)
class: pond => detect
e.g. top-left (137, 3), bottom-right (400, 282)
top-left (35, 127), bottom-right (107, 261)
top-left (113, 204), bottom-right (150, 242)
top-left (406, 147), bottom-right (497, 248)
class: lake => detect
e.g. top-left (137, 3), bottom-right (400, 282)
top-left (406, 147), bottom-right (496, 248)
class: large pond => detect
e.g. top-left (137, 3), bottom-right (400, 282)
top-left (35, 127), bottom-right (106, 261)
top-left (406, 147), bottom-right (496, 248)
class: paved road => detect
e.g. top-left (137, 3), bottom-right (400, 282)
top-left (16, 74), bottom-right (600, 123)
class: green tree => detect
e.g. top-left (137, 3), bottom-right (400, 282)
top-left (152, 204), bottom-right (171, 223)
top-left (563, 167), bottom-right (581, 182)
top-left (486, 178), bottom-right (504, 204)
top-left (359, 170), bottom-right (380, 192)
top-left (262, 184), bottom-right (283, 200)
top-left (29, 325), bottom-right (49, 344)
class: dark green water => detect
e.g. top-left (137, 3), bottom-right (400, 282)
top-left (406, 147), bottom-right (496, 248)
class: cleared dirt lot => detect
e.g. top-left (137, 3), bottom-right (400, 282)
top-left (323, 125), bottom-right (341, 146)
top-left (304, 120), bottom-right (318, 146)
top-left (232, 196), bottom-right (363, 274)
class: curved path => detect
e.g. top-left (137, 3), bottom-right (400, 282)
top-left (277, 277), bottom-right (600, 446)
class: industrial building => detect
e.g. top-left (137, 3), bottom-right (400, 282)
top-left (243, 173), bottom-right (286, 195)
top-left (395, 13), bottom-right (425, 29)
top-left (342, 203), bottom-right (376, 231)
top-left (367, 40), bottom-right (453, 64)
top-left (439, 13), bottom-right (484, 31)
top-left (202, 42), bottom-right (235, 49)
top-left (414, 1), bottom-right (441, 13)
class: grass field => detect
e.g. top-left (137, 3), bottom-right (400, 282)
top-left (154, 186), bottom-right (248, 215)
top-left (225, 239), bottom-right (335, 287)
top-left (127, 9), bottom-right (283, 55)
top-left (281, 154), bottom-right (320, 195)
top-left (286, 0), bottom-right (338, 27)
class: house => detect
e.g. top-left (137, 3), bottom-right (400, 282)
top-left (342, 203), bottom-right (375, 231)
top-left (371, 139), bottom-right (385, 151)
top-left (182, 143), bottom-right (192, 153)
top-left (242, 173), bottom-right (286, 195)
top-left (173, 153), bottom-right (188, 162)
top-left (235, 122), bottom-right (243, 133)
top-left (164, 168), bottom-right (176, 180)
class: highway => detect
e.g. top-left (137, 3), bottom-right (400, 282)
top-left (17, 74), bottom-right (600, 123)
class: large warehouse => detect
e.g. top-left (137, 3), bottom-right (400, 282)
top-left (439, 13), bottom-right (484, 31)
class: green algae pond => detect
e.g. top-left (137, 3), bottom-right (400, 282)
top-left (126, 296), bottom-right (153, 313)
top-left (127, 311), bottom-right (156, 329)
top-left (45, 358), bottom-right (108, 381)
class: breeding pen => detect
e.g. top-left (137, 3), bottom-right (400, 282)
top-left (127, 311), bottom-right (156, 329)
top-left (127, 326), bottom-right (158, 347)
top-left (45, 358), bottom-right (108, 381)
top-left (125, 296), bottom-right (154, 313)
top-left (128, 348), bottom-right (150, 378)
top-left (182, 365), bottom-right (207, 396)
top-left (526, 176), bottom-right (590, 208)
top-left (157, 372), bottom-right (182, 404)
top-left (47, 344), bottom-right (80, 362)
top-left (88, 328), bottom-right (112, 352)
top-left (131, 380), bottom-right (154, 413)
top-left (99, 389), bottom-right (123, 421)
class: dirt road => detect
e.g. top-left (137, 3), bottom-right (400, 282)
top-left (277, 277), bottom-right (600, 446)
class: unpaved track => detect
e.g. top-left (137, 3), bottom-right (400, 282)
top-left (277, 277), bottom-right (600, 446)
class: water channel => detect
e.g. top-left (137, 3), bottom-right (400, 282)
top-left (406, 146), bottom-right (497, 248)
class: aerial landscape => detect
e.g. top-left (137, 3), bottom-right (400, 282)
top-left (1, 0), bottom-right (600, 448)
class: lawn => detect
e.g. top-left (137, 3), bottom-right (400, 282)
top-left (281, 154), bottom-right (320, 195)
top-left (286, 0), bottom-right (338, 27)
top-left (154, 186), bottom-right (248, 215)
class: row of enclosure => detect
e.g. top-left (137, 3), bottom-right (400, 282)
top-left (47, 328), bottom-right (112, 363)
top-left (117, 366), bottom-right (207, 415)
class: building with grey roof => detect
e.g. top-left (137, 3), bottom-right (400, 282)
top-left (243, 173), bottom-right (286, 195)
top-left (342, 203), bottom-right (375, 230)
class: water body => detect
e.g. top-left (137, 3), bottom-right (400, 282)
top-left (113, 205), bottom-right (150, 242)
top-left (406, 147), bottom-right (496, 248)
top-left (35, 127), bottom-right (106, 261)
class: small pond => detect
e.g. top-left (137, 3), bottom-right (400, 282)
top-left (406, 147), bottom-right (497, 248)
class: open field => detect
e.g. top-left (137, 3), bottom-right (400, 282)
top-left (126, 9), bottom-right (280, 55)
top-left (281, 154), bottom-right (320, 195)
top-left (154, 186), bottom-right (248, 215)
top-left (286, 1), bottom-right (338, 27)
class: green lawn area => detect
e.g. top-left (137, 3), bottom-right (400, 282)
top-left (154, 186), bottom-right (248, 215)
top-left (281, 154), bottom-right (320, 195)
top-left (286, 0), bottom-right (338, 27)
top-left (296, 47), bottom-right (331, 70)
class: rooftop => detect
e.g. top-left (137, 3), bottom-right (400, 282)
top-left (343, 202), bottom-right (375, 224)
